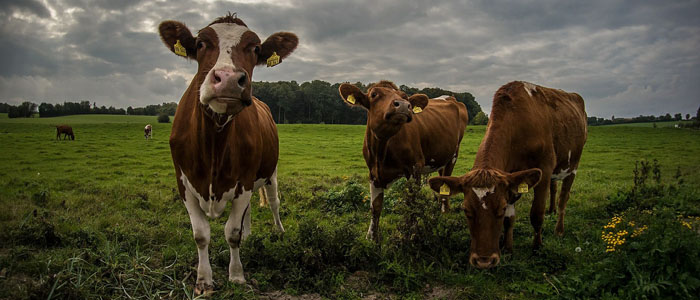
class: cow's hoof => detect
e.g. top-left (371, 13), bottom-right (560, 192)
top-left (555, 226), bottom-right (565, 237)
top-left (194, 282), bottom-right (214, 296)
top-left (229, 276), bottom-right (246, 285)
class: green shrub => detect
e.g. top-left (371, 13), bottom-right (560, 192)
top-left (157, 113), bottom-right (170, 123)
top-left (318, 180), bottom-right (368, 214)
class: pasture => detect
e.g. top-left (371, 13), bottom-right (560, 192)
top-left (0, 114), bottom-right (699, 299)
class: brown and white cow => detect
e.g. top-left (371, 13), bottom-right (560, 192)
top-left (158, 13), bottom-right (297, 294)
top-left (429, 81), bottom-right (587, 268)
top-left (56, 125), bottom-right (74, 140)
top-left (144, 124), bottom-right (152, 139)
top-left (339, 80), bottom-right (469, 242)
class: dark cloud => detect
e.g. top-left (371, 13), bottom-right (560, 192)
top-left (0, 0), bottom-right (698, 118)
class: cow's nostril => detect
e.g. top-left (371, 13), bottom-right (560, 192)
top-left (393, 101), bottom-right (400, 107)
top-left (238, 73), bottom-right (247, 87)
top-left (213, 73), bottom-right (222, 83)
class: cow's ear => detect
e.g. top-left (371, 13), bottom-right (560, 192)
top-left (257, 32), bottom-right (298, 66)
top-left (507, 168), bottom-right (542, 196)
top-left (408, 94), bottom-right (429, 113)
top-left (428, 176), bottom-right (464, 196)
top-left (158, 20), bottom-right (197, 60)
top-left (339, 83), bottom-right (370, 109)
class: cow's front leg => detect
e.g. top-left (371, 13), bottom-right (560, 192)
top-left (225, 189), bottom-right (252, 284)
top-left (183, 191), bottom-right (213, 295)
top-left (367, 182), bottom-right (384, 242)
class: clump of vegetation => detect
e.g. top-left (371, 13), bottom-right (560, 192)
top-left (318, 179), bottom-right (368, 214)
top-left (157, 113), bottom-right (170, 123)
top-left (554, 159), bottom-right (700, 299)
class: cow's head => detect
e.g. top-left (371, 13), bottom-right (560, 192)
top-left (428, 168), bottom-right (542, 268)
top-left (338, 80), bottom-right (429, 139)
top-left (159, 13), bottom-right (298, 116)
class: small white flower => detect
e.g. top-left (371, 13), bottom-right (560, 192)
top-left (37, 172), bottom-right (40, 176)
top-left (575, 247), bottom-right (582, 253)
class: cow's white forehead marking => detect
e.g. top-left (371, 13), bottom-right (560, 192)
top-left (472, 186), bottom-right (495, 209)
top-left (523, 82), bottom-right (537, 97)
top-left (435, 95), bottom-right (450, 100)
top-left (209, 23), bottom-right (250, 70)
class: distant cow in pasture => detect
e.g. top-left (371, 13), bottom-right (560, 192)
top-left (55, 125), bottom-right (74, 140)
top-left (338, 80), bottom-right (469, 242)
top-left (159, 13), bottom-right (297, 294)
top-left (144, 124), bottom-right (152, 139)
top-left (429, 81), bottom-right (587, 269)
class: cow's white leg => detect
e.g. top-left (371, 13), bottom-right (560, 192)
top-left (262, 169), bottom-right (285, 232)
top-left (225, 189), bottom-right (252, 284)
top-left (183, 190), bottom-right (213, 294)
top-left (367, 182), bottom-right (384, 242)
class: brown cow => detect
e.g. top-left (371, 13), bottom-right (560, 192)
top-left (339, 80), bottom-right (469, 242)
top-left (158, 13), bottom-right (297, 294)
top-left (55, 125), bottom-right (74, 140)
top-left (429, 81), bottom-right (587, 268)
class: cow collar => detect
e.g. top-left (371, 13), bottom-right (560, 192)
top-left (200, 103), bottom-right (235, 132)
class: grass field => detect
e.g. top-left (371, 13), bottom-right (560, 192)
top-left (1, 114), bottom-right (699, 299)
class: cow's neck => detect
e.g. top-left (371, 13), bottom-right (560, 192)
top-left (365, 122), bottom-right (405, 182)
top-left (472, 123), bottom-right (512, 171)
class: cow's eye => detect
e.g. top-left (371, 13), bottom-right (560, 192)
top-left (197, 41), bottom-right (205, 50)
top-left (253, 45), bottom-right (260, 55)
top-left (371, 92), bottom-right (378, 98)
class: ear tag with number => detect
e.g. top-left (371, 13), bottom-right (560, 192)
top-left (413, 106), bottom-right (423, 114)
top-left (346, 94), bottom-right (356, 104)
top-left (266, 51), bottom-right (280, 67)
top-left (517, 183), bottom-right (529, 194)
top-left (174, 40), bottom-right (187, 57)
top-left (439, 183), bottom-right (450, 195)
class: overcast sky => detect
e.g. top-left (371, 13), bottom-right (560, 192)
top-left (1, 0), bottom-right (698, 117)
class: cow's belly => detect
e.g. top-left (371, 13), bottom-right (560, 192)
top-left (180, 169), bottom-right (269, 219)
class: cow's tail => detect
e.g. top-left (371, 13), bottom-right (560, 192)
top-left (258, 188), bottom-right (269, 207)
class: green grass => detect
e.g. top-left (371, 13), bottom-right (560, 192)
top-left (1, 114), bottom-right (699, 299)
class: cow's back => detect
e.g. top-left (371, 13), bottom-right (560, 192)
top-left (410, 97), bottom-right (468, 160)
top-left (488, 81), bottom-right (587, 167)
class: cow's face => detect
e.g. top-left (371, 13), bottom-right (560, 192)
top-left (338, 83), bottom-right (429, 139)
top-left (159, 15), bottom-right (298, 116)
top-left (428, 168), bottom-right (541, 269)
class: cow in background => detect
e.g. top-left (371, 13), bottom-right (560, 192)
top-left (338, 80), bottom-right (469, 242)
top-left (144, 124), bottom-right (152, 139)
top-left (56, 125), bottom-right (74, 140)
top-left (429, 81), bottom-right (587, 268)
top-left (159, 12), bottom-right (297, 294)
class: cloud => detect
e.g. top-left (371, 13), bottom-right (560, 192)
top-left (0, 0), bottom-right (698, 118)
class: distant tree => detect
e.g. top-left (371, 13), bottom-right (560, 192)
top-left (696, 106), bottom-right (700, 120)
top-left (157, 113), bottom-right (170, 123)
top-left (674, 113), bottom-right (682, 121)
top-left (127, 106), bottom-right (134, 115)
top-left (472, 111), bottom-right (489, 125)
top-left (686, 113), bottom-right (690, 120)
top-left (7, 102), bottom-right (37, 118)
top-left (0, 103), bottom-right (10, 113)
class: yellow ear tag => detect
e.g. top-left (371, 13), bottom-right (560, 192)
top-left (266, 51), bottom-right (280, 67)
top-left (439, 183), bottom-right (450, 195)
top-left (174, 40), bottom-right (187, 57)
top-left (346, 94), bottom-right (356, 104)
top-left (413, 106), bottom-right (423, 114)
top-left (518, 183), bottom-right (529, 194)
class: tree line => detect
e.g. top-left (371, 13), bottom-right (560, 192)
top-left (0, 101), bottom-right (178, 118)
top-left (587, 109), bottom-right (698, 126)
top-left (1, 80), bottom-right (482, 124)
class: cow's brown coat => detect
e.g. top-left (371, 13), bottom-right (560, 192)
top-left (339, 81), bottom-right (469, 241)
top-left (429, 81), bottom-right (587, 268)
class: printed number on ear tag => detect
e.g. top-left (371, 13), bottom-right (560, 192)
top-left (266, 52), bottom-right (280, 67)
top-left (518, 183), bottom-right (529, 194)
top-left (439, 183), bottom-right (450, 195)
top-left (413, 106), bottom-right (423, 114)
top-left (174, 40), bottom-right (187, 57)
top-left (347, 94), bottom-right (356, 104)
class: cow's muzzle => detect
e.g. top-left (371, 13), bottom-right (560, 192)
top-left (469, 253), bottom-right (500, 269)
